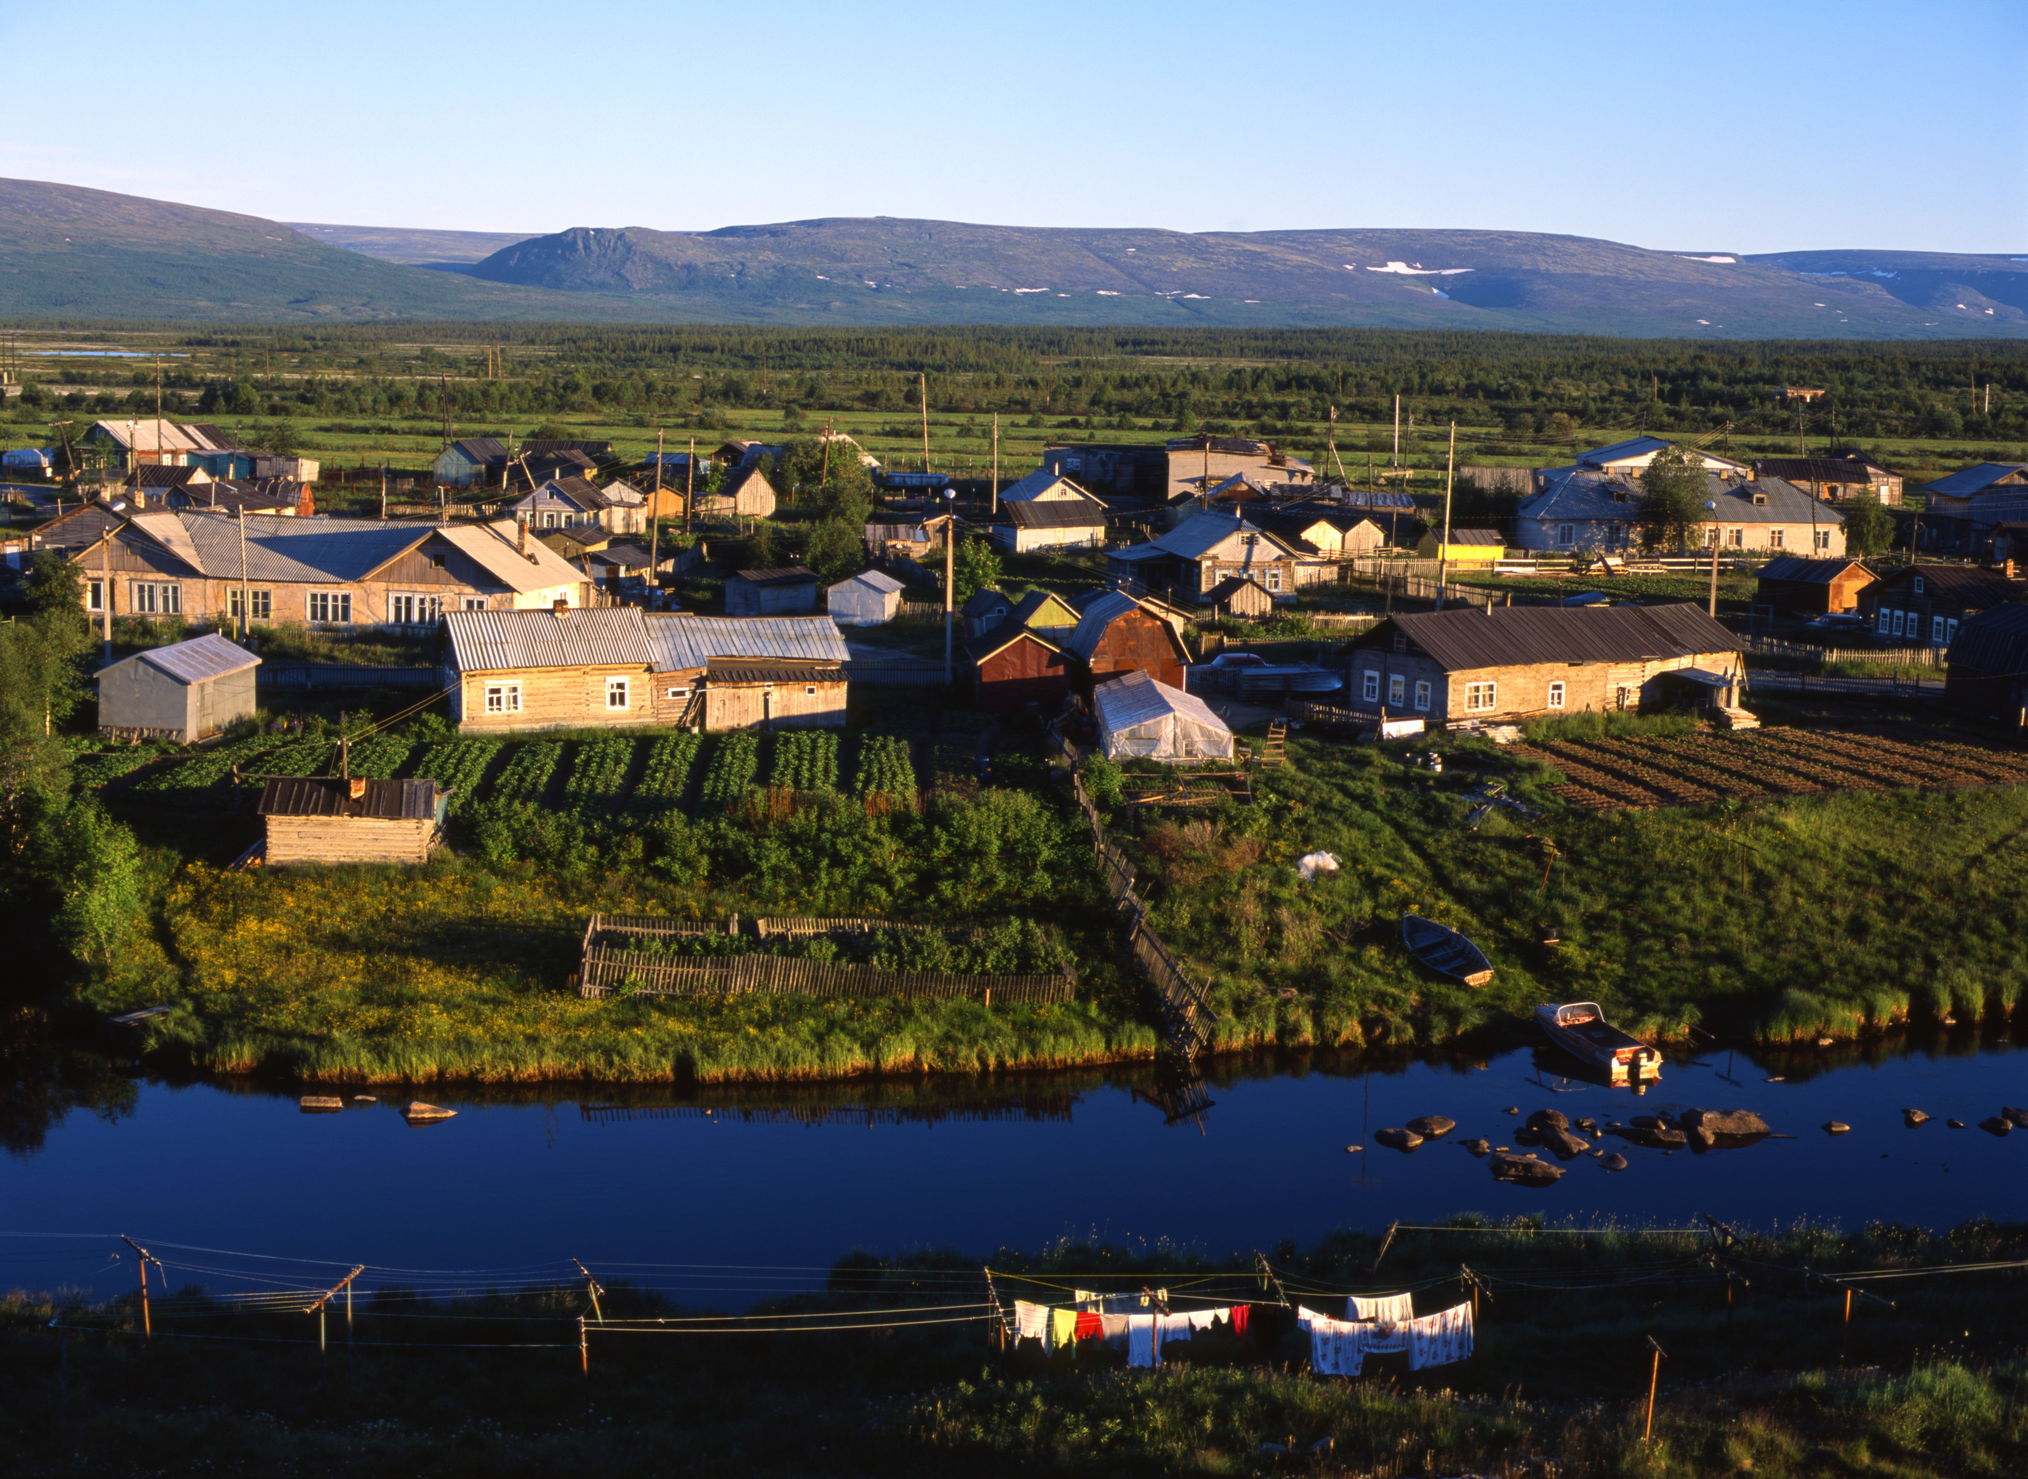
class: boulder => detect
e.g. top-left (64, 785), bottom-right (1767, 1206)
top-left (1344, 1145), bottom-right (1363, 1154)
top-left (1947, 1120), bottom-right (1967, 1130)
top-left (1682, 1108), bottom-right (1773, 1139)
top-left (2004, 1106), bottom-right (2028, 1130)
top-left (1632, 1113), bottom-right (1671, 1129)
top-left (1540, 1125), bottom-right (1593, 1161)
top-left (1405, 1115), bottom-right (1457, 1139)
top-left (298, 1096), bottom-right (344, 1113)
top-left (1575, 1117), bottom-right (1600, 1136)
top-left (1489, 1152), bottom-right (1566, 1186)
top-left (1503, 1106), bottom-right (1521, 1115)
top-left (1526, 1109), bottom-right (1571, 1134)
top-left (1903, 1108), bottom-right (1931, 1127)
top-left (1375, 1126), bottom-right (1424, 1153)
top-left (1601, 1153), bottom-right (1629, 1172)
top-left (1513, 1125), bottom-right (1543, 1147)
top-left (1612, 1124), bottom-right (1688, 1151)
top-left (1460, 1138), bottom-right (1493, 1158)
top-left (1979, 1116), bottom-right (2013, 1138)
top-left (1823, 1121), bottom-right (1851, 1135)
top-left (1687, 1126), bottom-right (1716, 1153)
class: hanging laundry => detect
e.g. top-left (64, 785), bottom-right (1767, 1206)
top-left (1074, 1310), bottom-right (1103, 1342)
top-left (1073, 1289), bottom-right (1100, 1307)
top-left (1157, 1311), bottom-right (1195, 1344)
top-left (1296, 1306), bottom-right (1365, 1377)
top-left (1125, 1314), bottom-right (1158, 1369)
top-left (1349, 1292), bottom-right (1414, 1323)
top-left (1230, 1304), bottom-right (1251, 1338)
top-left (1051, 1306), bottom-right (1078, 1349)
top-left (1014, 1300), bottom-right (1049, 1343)
top-left (1099, 1313), bottom-right (1131, 1347)
top-left (1183, 1308), bottom-right (1225, 1334)
top-left (1405, 1302), bottom-right (1475, 1370)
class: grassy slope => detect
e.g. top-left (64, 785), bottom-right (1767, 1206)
top-left (1132, 735), bottom-right (2028, 1049)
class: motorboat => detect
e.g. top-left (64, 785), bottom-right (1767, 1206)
top-left (1534, 1001), bottom-right (1662, 1084)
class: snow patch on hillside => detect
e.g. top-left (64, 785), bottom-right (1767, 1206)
top-left (1680, 254), bottom-right (1737, 263)
top-left (1357, 261), bottom-right (1474, 276)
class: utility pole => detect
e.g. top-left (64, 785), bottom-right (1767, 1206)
top-left (237, 506), bottom-right (251, 642)
top-left (990, 412), bottom-right (1000, 516)
top-left (119, 1236), bottom-right (161, 1342)
top-left (1435, 421), bottom-right (1456, 609)
top-left (1392, 393), bottom-right (1401, 469)
top-left (572, 1259), bottom-right (605, 1324)
top-left (650, 429), bottom-right (664, 606)
top-left (99, 511), bottom-right (114, 665)
top-left (684, 436), bottom-right (696, 538)
top-left (378, 464), bottom-right (387, 522)
top-left (942, 493), bottom-right (957, 686)
top-left (918, 372), bottom-right (931, 474)
top-left (305, 1267), bottom-right (365, 1356)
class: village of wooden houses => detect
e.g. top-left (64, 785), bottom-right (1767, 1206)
top-left (8, 410), bottom-right (2028, 1109)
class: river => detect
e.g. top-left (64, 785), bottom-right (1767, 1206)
top-left (3, 1024), bottom-right (2023, 1303)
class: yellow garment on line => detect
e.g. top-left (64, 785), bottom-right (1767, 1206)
top-left (1051, 1307), bottom-right (1078, 1348)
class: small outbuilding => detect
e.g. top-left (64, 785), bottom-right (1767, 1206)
top-left (1945, 604), bottom-right (2028, 722)
top-left (1755, 555), bottom-right (1876, 615)
top-left (826, 569), bottom-right (906, 626)
top-left (726, 566), bottom-right (819, 616)
top-left (256, 776), bottom-right (450, 866)
top-left (96, 633), bottom-right (260, 742)
top-left (1198, 574), bottom-right (1277, 620)
top-left (967, 620), bottom-right (1072, 714)
top-left (1416, 528), bottom-right (1506, 566)
top-left (1092, 671), bottom-right (1236, 763)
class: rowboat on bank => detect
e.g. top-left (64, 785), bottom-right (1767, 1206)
top-left (1400, 914), bottom-right (1494, 988)
top-left (1534, 1001), bottom-right (1663, 1084)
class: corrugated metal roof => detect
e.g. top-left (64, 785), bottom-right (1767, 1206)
top-left (704, 657), bottom-right (847, 685)
top-left (1753, 457), bottom-right (1887, 485)
top-left (1924, 463), bottom-right (2028, 500)
top-left (732, 567), bottom-right (819, 586)
top-left (436, 520), bottom-right (589, 593)
top-left (444, 607), bottom-right (655, 671)
top-left (965, 616), bottom-right (1063, 662)
top-left (1006, 500), bottom-right (1106, 528)
top-left (648, 615), bottom-right (848, 672)
top-left (1362, 603), bottom-right (1744, 671)
top-left (256, 776), bottom-right (444, 819)
top-left (1446, 528), bottom-right (1504, 545)
top-left (1138, 512), bottom-right (1298, 562)
top-left (999, 469), bottom-right (1104, 506)
top-left (1521, 472), bottom-right (1843, 528)
top-left (833, 569), bottom-right (905, 595)
top-left (1947, 604), bottom-right (2028, 670)
top-left (132, 633), bottom-right (260, 684)
top-left (1758, 556), bottom-right (1871, 584)
top-left (448, 438), bottom-right (507, 464)
top-left (1093, 670), bottom-right (1232, 737)
top-left (1577, 436), bottom-right (1675, 466)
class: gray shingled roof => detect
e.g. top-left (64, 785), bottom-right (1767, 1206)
top-left (1359, 603), bottom-right (1743, 671)
top-left (1758, 556), bottom-right (1872, 584)
top-left (1521, 472), bottom-right (1843, 528)
top-left (1924, 463), bottom-right (2028, 499)
top-left (1006, 500), bottom-right (1105, 529)
top-left (1947, 604), bottom-right (2028, 671)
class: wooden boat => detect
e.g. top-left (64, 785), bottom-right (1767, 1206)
top-left (1534, 1002), bottom-right (1662, 1084)
top-left (1400, 914), bottom-right (1494, 987)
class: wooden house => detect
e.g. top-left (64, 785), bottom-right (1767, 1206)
top-left (1752, 454), bottom-right (1903, 505)
top-left (1007, 587), bottom-right (1080, 632)
top-left (1108, 512), bottom-right (1324, 599)
top-left (1416, 528), bottom-right (1506, 566)
top-left (162, 478), bottom-right (314, 517)
top-left (995, 468), bottom-right (1107, 511)
top-left (726, 567), bottom-right (818, 616)
top-left (1516, 469), bottom-right (1845, 556)
top-left (960, 588), bottom-right (1014, 636)
top-left (827, 569), bottom-right (905, 626)
top-left (432, 437), bottom-right (509, 488)
top-left (505, 477), bottom-right (645, 535)
top-left (1945, 605), bottom-right (2028, 721)
top-left (1164, 434), bottom-right (1314, 497)
top-left (83, 419), bottom-right (248, 473)
top-left (993, 499), bottom-right (1106, 552)
top-left (703, 467), bottom-right (778, 520)
top-left (1062, 590), bottom-right (1192, 694)
top-left (966, 619), bottom-right (1071, 714)
top-left (1860, 563), bottom-right (2025, 648)
top-left (55, 510), bottom-right (591, 630)
top-left (96, 633), bottom-right (259, 742)
top-left (256, 776), bottom-right (449, 866)
top-left (1755, 556), bottom-right (1876, 615)
top-left (865, 518), bottom-right (936, 562)
top-left (1345, 604), bottom-right (1747, 727)
top-left (442, 609), bottom-right (848, 733)
top-left (1198, 574), bottom-right (1277, 620)
top-left (1249, 505), bottom-right (1386, 557)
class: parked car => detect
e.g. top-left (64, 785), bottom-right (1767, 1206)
top-left (1804, 612), bottom-right (1870, 633)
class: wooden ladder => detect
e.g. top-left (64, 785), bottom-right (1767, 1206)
top-left (1257, 720), bottom-right (1287, 768)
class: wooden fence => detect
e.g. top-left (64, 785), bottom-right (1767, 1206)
top-left (578, 948), bottom-right (1073, 1005)
top-left (1746, 635), bottom-right (1944, 669)
top-left (258, 664), bottom-right (439, 691)
top-left (753, 915), bottom-right (932, 937)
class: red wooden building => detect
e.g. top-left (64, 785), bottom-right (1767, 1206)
top-left (1063, 590), bottom-right (1191, 695)
top-left (966, 621), bottom-right (1071, 713)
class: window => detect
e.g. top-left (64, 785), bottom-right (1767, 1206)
top-left (308, 591), bottom-right (352, 623)
top-left (605, 677), bottom-right (630, 710)
top-left (1947, 618), bottom-right (1960, 645)
top-left (1388, 673), bottom-right (1406, 706)
top-left (1891, 610), bottom-right (1905, 637)
top-left (1768, 529), bottom-right (1785, 549)
top-left (1814, 529), bottom-right (1832, 551)
top-left (1556, 523), bottom-right (1574, 547)
top-left (803, 685), bottom-right (818, 696)
top-left (1727, 527), bottom-right (1744, 548)
top-left (1912, 576), bottom-right (1926, 594)
top-left (1876, 609), bottom-right (1891, 634)
top-left (86, 579), bottom-right (105, 613)
top-left (1465, 681), bottom-right (1498, 713)
top-left (463, 598), bottom-right (486, 610)
top-left (1412, 679), bottom-right (1431, 711)
top-left (1263, 567), bottom-right (1283, 592)
top-left (227, 588), bottom-right (272, 621)
top-left (1392, 634), bottom-right (1407, 653)
top-left (390, 592), bottom-right (442, 626)
top-left (665, 686), bottom-right (688, 701)
top-left (1931, 615), bottom-right (1946, 645)
top-left (130, 581), bottom-right (181, 615)
top-left (1362, 669), bottom-right (1381, 703)
top-left (1706, 526), bottom-right (1720, 547)
top-left (1547, 680), bottom-right (1566, 709)
top-left (484, 683), bottom-right (522, 714)
top-left (542, 511), bottom-right (560, 529)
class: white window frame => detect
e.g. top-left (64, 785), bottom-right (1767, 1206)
top-left (665, 685), bottom-right (688, 701)
top-left (1727, 527), bottom-right (1744, 548)
top-left (605, 677), bottom-right (631, 710)
top-left (1388, 673), bottom-right (1406, 706)
top-left (86, 579), bottom-right (105, 613)
top-left (1876, 609), bottom-right (1890, 634)
top-left (1547, 680), bottom-right (1566, 710)
top-left (1814, 528), bottom-right (1832, 550)
top-left (1891, 610), bottom-right (1905, 638)
top-left (484, 682), bottom-right (522, 715)
top-left (227, 587), bottom-right (273, 621)
top-left (1412, 679), bottom-right (1431, 712)
top-left (1465, 681), bottom-right (1498, 713)
top-left (463, 597), bottom-right (487, 610)
top-left (1557, 523), bottom-right (1574, 547)
top-left (1768, 529), bottom-right (1785, 549)
top-left (1263, 567), bottom-right (1284, 592)
top-left (1931, 615), bottom-right (1946, 645)
top-left (803, 685), bottom-right (818, 697)
top-left (309, 590), bottom-right (352, 624)
top-left (1361, 668), bottom-right (1381, 704)
top-left (391, 591), bottom-right (443, 626)
top-left (1946, 618), bottom-right (1960, 645)
top-left (1912, 576), bottom-right (1926, 594)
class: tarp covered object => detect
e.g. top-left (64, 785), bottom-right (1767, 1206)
top-left (1093, 670), bottom-right (1235, 763)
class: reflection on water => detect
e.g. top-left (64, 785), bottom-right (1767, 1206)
top-left (0, 1006), bottom-right (138, 1157)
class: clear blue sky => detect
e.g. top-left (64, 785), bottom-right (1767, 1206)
top-left (5, 0), bottom-right (2021, 253)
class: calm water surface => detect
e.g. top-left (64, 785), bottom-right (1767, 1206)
top-left (3, 1033), bottom-right (2023, 1301)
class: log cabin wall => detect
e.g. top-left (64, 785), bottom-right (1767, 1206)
top-left (703, 681), bottom-right (848, 731)
top-left (454, 663), bottom-right (661, 733)
top-left (265, 815), bottom-right (438, 865)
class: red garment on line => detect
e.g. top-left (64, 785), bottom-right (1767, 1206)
top-left (1074, 1311), bottom-right (1103, 1341)
top-left (1231, 1305), bottom-right (1251, 1337)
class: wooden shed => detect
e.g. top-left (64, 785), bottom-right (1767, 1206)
top-left (967, 621), bottom-right (1071, 713)
top-left (726, 567), bottom-right (819, 616)
top-left (698, 657), bottom-right (848, 730)
top-left (1198, 574), bottom-right (1277, 620)
top-left (1755, 556), bottom-right (1876, 616)
top-left (96, 633), bottom-right (259, 742)
top-left (826, 569), bottom-right (906, 626)
top-left (1063, 590), bottom-right (1192, 694)
top-left (256, 776), bottom-right (449, 866)
top-left (1416, 528), bottom-right (1506, 566)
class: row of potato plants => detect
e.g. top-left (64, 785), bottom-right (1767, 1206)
top-left (561, 736), bottom-right (638, 821)
top-left (407, 737), bottom-right (503, 814)
top-left (697, 733), bottom-right (760, 806)
top-left (131, 732), bottom-right (296, 795)
top-left (345, 734), bottom-right (413, 780)
top-left (488, 740), bottom-right (565, 805)
top-left (851, 735), bottom-right (918, 801)
top-left (628, 734), bottom-right (702, 815)
top-left (767, 732), bottom-right (840, 794)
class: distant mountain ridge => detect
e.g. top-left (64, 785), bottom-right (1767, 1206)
top-left (2, 177), bottom-right (2023, 337)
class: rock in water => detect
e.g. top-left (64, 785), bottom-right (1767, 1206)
top-left (1980, 1116), bottom-right (2013, 1138)
top-left (298, 1096), bottom-right (344, 1113)
top-left (1612, 1124), bottom-right (1688, 1150)
top-left (1574, 1117), bottom-right (1600, 1136)
top-left (1601, 1153), bottom-right (1629, 1171)
top-left (1540, 1125), bottom-right (1592, 1161)
top-left (1903, 1109), bottom-right (1931, 1127)
top-left (1405, 1115), bottom-right (1457, 1139)
top-left (402, 1101), bottom-right (458, 1124)
top-left (1947, 1120), bottom-right (1967, 1130)
top-left (1489, 1152), bottom-right (1565, 1186)
top-left (1632, 1113), bottom-right (1670, 1129)
top-left (1682, 1108), bottom-right (1773, 1138)
top-left (1823, 1121), bottom-right (1851, 1135)
top-left (1344, 1144), bottom-right (1363, 1154)
top-left (1375, 1126), bottom-right (1424, 1153)
top-left (1460, 1138), bottom-right (1493, 1158)
top-left (1526, 1108), bottom-right (1571, 1134)
top-left (2004, 1107), bottom-right (2028, 1130)
top-left (1513, 1126), bottom-right (1543, 1147)
top-left (1687, 1126), bottom-right (1716, 1152)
